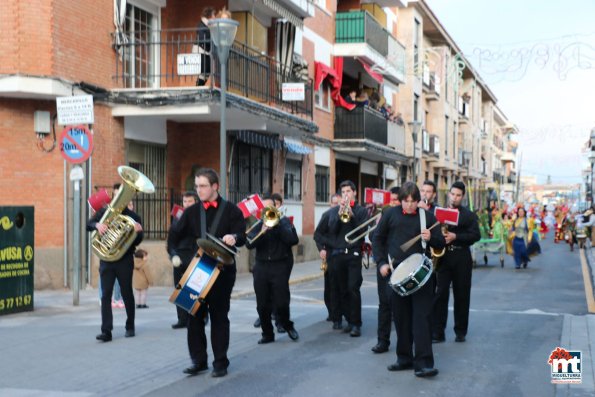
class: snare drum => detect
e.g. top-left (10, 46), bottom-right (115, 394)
top-left (389, 253), bottom-right (433, 297)
top-left (169, 249), bottom-right (221, 315)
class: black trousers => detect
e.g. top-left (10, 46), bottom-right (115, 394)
top-left (253, 258), bottom-right (293, 338)
top-left (99, 258), bottom-right (135, 333)
top-left (392, 279), bottom-right (435, 370)
top-left (432, 248), bottom-right (473, 338)
top-left (329, 253), bottom-right (363, 326)
top-left (376, 266), bottom-right (392, 345)
top-left (173, 264), bottom-right (189, 324)
top-left (187, 267), bottom-right (236, 370)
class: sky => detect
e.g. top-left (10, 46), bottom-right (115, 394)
top-left (424, 0), bottom-right (595, 184)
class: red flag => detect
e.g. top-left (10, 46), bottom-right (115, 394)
top-left (171, 204), bottom-right (184, 220)
top-left (237, 194), bottom-right (265, 219)
top-left (88, 188), bottom-right (110, 212)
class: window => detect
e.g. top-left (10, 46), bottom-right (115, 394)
top-left (123, 4), bottom-right (158, 88)
top-left (284, 159), bottom-right (302, 201)
top-left (314, 81), bottom-right (331, 111)
top-left (445, 115), bottom-right (449, 157)
top-left (229, 140), bottom-right (272, 203)
top-left (126, 140), bottom-right (167, 239)
top-left (315, 165), bottom-right (329, 202)
top-left (413, 94), bottom-right (419, 121)
top-left (414, 19), bottom-right (420, 75)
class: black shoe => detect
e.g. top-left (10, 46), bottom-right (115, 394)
top-left (455, 335), bottom-right (466, 342)
top-left (253, 318), bottom-right (261, 328)
top-left (276, 324), bottom-right (286, 333)
top-left (211, 368), bottom-right (228, 378)
top-left (414, 368), bottom-right (439, 377)
top-left (183, 362), bottom-right (208, 375)
top-left (342, 324), bottom-right (353, 334)
top-left (172, 321), bottom-right (186, 329)
top-left (515, 266), bottom-right (521, 269)
top-left (96, 332), bottom-right (112, 342)
top-left (371, 343), bottom-right (389, 353)
top-left (350, 326), bottom-right (361, 337)
top-left (125, 329), bottom-right (135, 338)
top-left (136, 304), bottom-right (142, 308)
top-left (258, 336), bottom-right (275, 344)
top-left (332, 321), bottom-right (343, 330)
top-left (387, 362), bottom-right (413, 371)
top-left (142, 304), bottom-right (148, 308)
top-left (431, 335), bottom-right (445, 344)
top-left (287, 328), bottom-right (299, 341)
top-left (522, 262), bottom-right (527, 269)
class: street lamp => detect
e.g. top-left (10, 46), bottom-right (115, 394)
top-left (208, 18), bottom-right (239, 199)
top-left (408, 120), bottom-right (422, 184)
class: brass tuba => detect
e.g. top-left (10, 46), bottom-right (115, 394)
top-left (430, 224), bottom-right (448, 270)
top-left (91, 166), bottom-right (155, 262)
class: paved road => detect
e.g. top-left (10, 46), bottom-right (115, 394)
top-left (0, 238), bottom-right (593, 397)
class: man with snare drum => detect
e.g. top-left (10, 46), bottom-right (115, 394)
top-left (373, 182), bottom-right (445, 378)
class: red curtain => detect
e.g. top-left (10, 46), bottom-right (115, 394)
top-left (315, 58), bottom-right (356, 111)
top-left (359, 59), bottom-right (384, 84)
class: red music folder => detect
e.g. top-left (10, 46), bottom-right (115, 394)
top-left (237, 194), bottom-right (265, 219)
top-left (364, 188), bottom-right (390, 206)
top-left (434, 207), bottom-right (459, 226)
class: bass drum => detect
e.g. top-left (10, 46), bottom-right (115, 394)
top-left (389, 253), bottom-right (433, 297)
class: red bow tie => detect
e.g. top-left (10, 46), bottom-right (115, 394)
top-left (203, 200), bottom-right (218, 210)
top-left (350, 200), bottom-right (355, 207)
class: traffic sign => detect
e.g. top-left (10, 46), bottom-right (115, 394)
top-left (60, 125), bottom-right (94, 164)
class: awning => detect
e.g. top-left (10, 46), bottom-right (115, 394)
top-left (233, 130), bottom-right (282, 150)
top-left (260, 0), bottom-right (303, 29)
top-left (284, 137), bottom-right (312, 154)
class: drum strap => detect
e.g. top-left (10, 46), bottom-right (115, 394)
top-left (419, 208), bottom-right (427, 251)
top-left (200, 200), bottom-right (227, 239)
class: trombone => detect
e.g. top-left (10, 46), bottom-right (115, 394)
top-left (246, 206), bottom-right (282, 244)
top-left (344, 211), bottom-right (382, 244)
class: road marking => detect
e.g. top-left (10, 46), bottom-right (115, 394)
top-left (579, 248), bottom-right (595, 313)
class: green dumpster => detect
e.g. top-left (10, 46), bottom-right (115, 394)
top-left (0, 207), bottom-right (34, 315)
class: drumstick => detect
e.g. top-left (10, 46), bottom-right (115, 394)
top-left (399, 221), bottom-right (441, 252)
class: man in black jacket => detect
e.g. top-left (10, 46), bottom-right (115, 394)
top-left (168, 191), bottom-right (199, 329)
top-left (246, 197), bottom-right (300, 344)
top-left (432, 181), bottom-right (481, 344)
top-left (316, 180), bottom-right (368, 336)
top-left (87, 184), bottom-right (144, 342)
top-left (168, 168), bottom-right (246, 378)
top-left (373, 182), bottom-right (445, 378)
top-left (314, 193), bottom-right (341, 321)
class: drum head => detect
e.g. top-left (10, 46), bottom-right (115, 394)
top-left (391, 253), bottom-right (422, 280)
top-left (197, 238), bottom-right (234, 265)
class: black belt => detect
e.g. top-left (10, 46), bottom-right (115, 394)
top-left (332, 248), bottom-right (360, 257)
top-left (447, 245), bottom-right (465, 251)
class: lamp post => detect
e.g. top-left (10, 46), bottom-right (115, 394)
top-left (408, 120), bottom-right (422, 184)
top-left (589, 128), bottom-right (595, 207)
top-left (208, 18), bottom-right (239, 199)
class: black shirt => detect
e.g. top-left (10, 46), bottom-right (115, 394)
top-left (246, 217), bottom-right (299, 262)
top-left (167, 197), bottom-right (246, 268)
top-left (372, 206), bottom-right (445, 268)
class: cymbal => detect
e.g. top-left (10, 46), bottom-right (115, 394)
top-left (197, 238), bottom-right (234, 265)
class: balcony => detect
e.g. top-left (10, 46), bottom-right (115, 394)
top-left (334, 106), bottom-right (407, 162)
top-left (501, 152), bottom-right (516, 163)
top-left (110, 28), bottom-right (313, 119)
top-left (335, 11), bottom-right (405, 84)
top-left (422, 64), bottom-right (440, 100)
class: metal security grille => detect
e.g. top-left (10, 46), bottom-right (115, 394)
top-left (127, 141), bottom-right (169, 240)
top-left (315, 165), bottom-right (329, 203)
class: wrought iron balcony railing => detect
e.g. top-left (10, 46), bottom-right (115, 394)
top-left (111, 28), bottom-right (313, 119)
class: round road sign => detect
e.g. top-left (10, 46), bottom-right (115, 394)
top-left (60, 125), bottom-right (94, 164)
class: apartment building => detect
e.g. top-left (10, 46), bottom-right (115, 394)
top-left (0, 0), bottom-right (517, 290)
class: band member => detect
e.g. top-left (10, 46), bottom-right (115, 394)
top-left (168, 168), bottom-right (246, 378)
top-left (314, 193), bottom-right (341, 321)
top-left (418, 180), bottom-right (437, 213)
top-left (87, 184), bottom-right (144, 342)
top-left (432, 181), bottom-right (480, 343)
top-left (246, 197), bottom-right (300, 344)
top-left (168, 191), bottom-right (199, 329)
top-left (317, 180), bottom-right (368, 336)
top-left (373, 182), bottom-right (445, 377)
top-left (371, 186), bottom-right (399, 354)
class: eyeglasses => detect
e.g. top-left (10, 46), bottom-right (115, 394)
top-left (194, 184), bottom-right (211, 189)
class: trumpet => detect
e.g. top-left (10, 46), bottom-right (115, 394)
top-left (344, 211), bottom-right (381, 244)
top-left (339, 194), bottom-right (351, 223)
top-left (320, 257), bottom-right (328, 272)
top-left (246, 206), bottom-right (282, 244)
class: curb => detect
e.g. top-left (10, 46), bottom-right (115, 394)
top-left (580, 246), bottom-right (595, 313)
